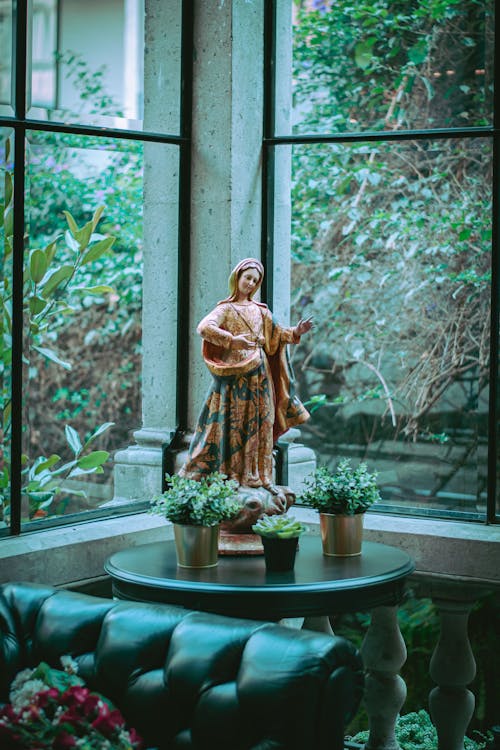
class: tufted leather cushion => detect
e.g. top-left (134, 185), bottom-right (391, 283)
top-left (0, 582), bottom-right (364, 749)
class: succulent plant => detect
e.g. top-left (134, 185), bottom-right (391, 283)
top-left (252, 514), bottom-right (307, 539)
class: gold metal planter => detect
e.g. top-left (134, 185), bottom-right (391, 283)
top-left (173, 524), bottom-right (220, 568)
top-left (319, 513), bottom-right (364, 557)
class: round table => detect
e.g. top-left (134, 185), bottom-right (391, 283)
top-left (105, 536), bottom-right (415, 620)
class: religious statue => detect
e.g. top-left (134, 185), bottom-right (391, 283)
top-left (180, 258), bottom-right (313, 542)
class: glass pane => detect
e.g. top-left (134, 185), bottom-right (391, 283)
top-left (31, 0), bottom-right (58, 110)
top-left (20, 131), bottom-right (178, 525)
top-left (286, 138), bottom-right (491, 517)
top-left (28, 0), bottom-right (182, 135)
top-left (289, 0), bottom-right (494, 136)
top-left (0, 128), bottom-right (13, 532)
top-left (0, 0), bottom-right (13, 115)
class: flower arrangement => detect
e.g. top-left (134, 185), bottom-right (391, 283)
top-left (300, 458), bottom-right (381, 515)
top-left (252, 514), bottom-right (307, 539)
top-left (0, 657), bottom-right (143, 749)
top-left (151, 471), bottom-right (242, 526)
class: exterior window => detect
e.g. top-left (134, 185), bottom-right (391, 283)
top-left (1, 0), bottom-right (185, 536)
top-left (268, 0), bottom-right (497, 521)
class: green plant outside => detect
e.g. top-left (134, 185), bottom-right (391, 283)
top-left (1, 143), bottom-right (118, 522)
top-left (151, 472), bottom-right (242, 527)
top-left (300, 458), bottom-right (381, 514)
top-left (1, 54), bottom-right (143, 524)
top-left (348, 709), bottom-right (490, 749)
top-left (290, 0), bottom-right (492, 509)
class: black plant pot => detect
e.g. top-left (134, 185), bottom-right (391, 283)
top-left (262, 536), bottom-right (299, 572)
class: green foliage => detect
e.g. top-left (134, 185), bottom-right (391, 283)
top-left (151, 473), bottom-right (242, 527)
top-left (300, 458), bottom-right (381, 514)
top-left (252, 514), bottom-right (307, 539)
top-left (348, 709), bottom-right (490, 749)
top-left (290, 0), bottom-right (492, 502)
top-left (20, 421), bottom-right (114, 521)
top-left (56, 51), bottom-right (125, 118)
top-left (1, 132), bottom-right (120, 522)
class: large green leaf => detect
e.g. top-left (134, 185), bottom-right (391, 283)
top-left (73, 285), bottom-right (114, 295)
top-left (41, 265), bottom-right (74, 298)
top-left (3, 203), bottom-right (13, 237)
top-left (75, 220), bottom-right (93, 250)
top-left (5, 170), bottom-right (13, 206)
top-left (65, 424), bottom-right (82, 455)
top-left (92, 205), bottom-right (105, 230)
top-left (64, 230), bottom-right (80, 254)
top-left (76, 451), bottom-right (110, 470)
top-left (32, 345), bottom-right (72, 370)
top-left (69, 465), bottom-right (104, 477)
top-left (44, 240), bottom-right (58, 267)
top-left (63, 210), bottom-right (79, 236)
top-left (34, 455), bottom-right (61, 475)
top-left (81, 236), bottom-right (115, 265)
top-left (83, 421), bottom-right (115, 450)
top-left (28, 295), bottom-right (48, 315)
top-left (36, 257), bottom-right (52, 288)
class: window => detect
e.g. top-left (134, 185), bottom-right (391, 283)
top-left (266, 0), bottom-right (498, 522)
top-left (1, 0), bottom-right (189, 536)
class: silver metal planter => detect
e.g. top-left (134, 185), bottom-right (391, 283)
top-left (319, 513), bottom-right (364, 557)
top-left (173, 523), bottom-right (220, 568)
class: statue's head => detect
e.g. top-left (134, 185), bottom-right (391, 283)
top-left (227, 257), bottom-right (264, 301)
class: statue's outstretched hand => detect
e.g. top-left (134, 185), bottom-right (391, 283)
top-left (294, 316), bottom-right (314, 337)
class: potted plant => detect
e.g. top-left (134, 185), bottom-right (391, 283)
top-left (300, 459), bottom-right (381, 557)
top-left (151, 472), bottom-right (242, 568)
top-left (252, 514), bottom-right (307, 572)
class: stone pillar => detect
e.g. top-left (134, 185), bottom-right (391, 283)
top-left (188, 0), bottom-right (265, 425)
top-left (429, 598), bottom-right (477, 750)
top-left (360, 605), bottom-right (408, 750)
top-left (113, 0), bottom-right (181, 502)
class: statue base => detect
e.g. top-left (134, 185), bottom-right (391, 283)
top-left (218, 531), bottom-right (264, 556)
top-left (218, 484), bottom-right (296, 556)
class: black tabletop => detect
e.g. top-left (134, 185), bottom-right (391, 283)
top-left (105, 537), bottom-right (415, 620)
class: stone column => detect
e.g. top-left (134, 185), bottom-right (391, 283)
top-left (188, 0), bottom-right (265, 426)
top-left (360, 605), bottom-right (408, 750)
top-left (113, 0), bottom-right (181, 502)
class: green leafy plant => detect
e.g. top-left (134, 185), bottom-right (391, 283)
top-left (348, 709), bottom-right (490, 749)
top-left (22, 421), bottom-right (114, 521)
top-left (1, 135), bottom-right (118, 521)
top-left (252, 514), bottom-right (307, 539)
top-left (151, 473), bottom-right (242, 527)
top-left (290, 0), bottom-right (492, 506)
top-left (300, 458), bottom-right (381, 515)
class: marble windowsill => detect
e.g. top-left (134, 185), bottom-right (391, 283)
top-left (0, 510), bottom-right (499, 591)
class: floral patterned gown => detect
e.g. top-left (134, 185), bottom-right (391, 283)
top-left (180, 300), bottom-right (309, 488)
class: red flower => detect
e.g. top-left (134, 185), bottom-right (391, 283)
top-left (36, 688), bottom-right (59, 708)
top-left (53, 730), bottom-right (77, 749)
top-left (91, 708), bottom-right (125, 738)
top-left (3, 663), bottom-right (144, 750)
